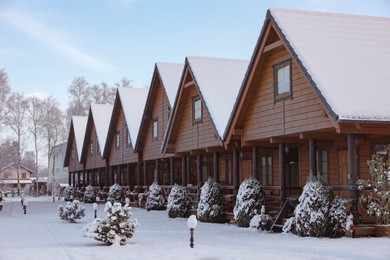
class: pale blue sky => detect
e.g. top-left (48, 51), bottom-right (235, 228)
top-left (1, 0), bottom-right (389, 110)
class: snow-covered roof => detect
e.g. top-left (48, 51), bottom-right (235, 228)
top-left (156, 62), bottom-right (183, 106)
top-left (187, 56), bottom-right (249, 138)
top-left (72, 116), bottom-right (88, 162)
top-left (90, 104), bottom-right (113, 153)
top-left (118, 87), bottom-right (149, 146)
top-left (270, 8), bottom-right (390, 122)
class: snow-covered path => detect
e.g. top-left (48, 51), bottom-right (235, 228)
top-left (0, 196), bottom-right (389, 260)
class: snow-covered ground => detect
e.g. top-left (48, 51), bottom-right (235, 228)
top-left (0, 196), bottom-right (389, 260)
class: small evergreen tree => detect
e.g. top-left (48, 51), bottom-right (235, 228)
top-left (197, 178), bottom-right (225, 223)
top-left (58, 200), bottom-right (85, 223)
top-left (167, 184), bottom-right (191, 218)
top-left (64, 186), bottom-right (74, 201)
top-left (328, 197), bottom-right (347, 238)
top-left (233, 178), bottom-right (265, 227)
top-left (145, 181), bottom-right (165, 211)
top-left (107, 183), bottom-right (123, 204)
top-left (84, 185), bottom-right (96, 203)
top-left (82, 201), bottom-right (139, 246)
top-left (357, 155), bottom-right (390, 225)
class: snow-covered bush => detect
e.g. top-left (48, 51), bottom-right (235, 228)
top-left (64, 186), bottom-right (74, 201)
top-left (167, 184), bottom-right (191, 218)
top-left (107, 183), bottom-right (123, 204)
top-left (145, 181), bottom-right (165, 211)
top-left (58, 200), bottom-right (85, 223)
top-left (82, 201), bottom-right (139, 246)
top-left (84, 185), bottom-right (96, 203)
top-left (138, 192), bottom-right (148, 208)
top-left (233, 178), bottom-right (265, 227)
top-left (357, 155), bottom-right (390, 225)
top-left (197, 178), bottom-right (225, 223)
top-left (283, 174), bottom-right (346, 237)
top-left (249, 205), bottom-right (273, 231)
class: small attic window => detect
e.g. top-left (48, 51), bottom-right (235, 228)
top-left (115, 131), bottom-right (120, 149)
top-left (274, 60), bottom-right (292, 101)
top-left (90, 140), bottom-right (94, 156)
top-left (152, 118), bottom-right (158, 139)
top-left (193, 96), bottom-right (202, 123)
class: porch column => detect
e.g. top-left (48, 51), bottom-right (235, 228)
top-left (68, 172), bottom-right (71, 186)
top-left (136, 161), bottom-right (141, 188)
top-left (169, 157), bottom-right (174, 185)
top-left (87, 171), bottom-right (90, 186)
top-left (252, 146), bottom-right (259, 180)
top-left (181, 157), bottom-right (187, 186)
top-left (348, 134), bottom-right (359, 219)
top-left (143, 162), bottom-right (148, 187)
top-left (127, 163), bottom-right (131, 187)
top-left (233, 149), bottom-right (240, 189)
top-left (186, 156), bottom-right (191, 185)
top-left (117, 165), bottom-right (121, 185)
top-left (82, 171), bottom-right (86, 186)
top-left (77, 172), bottom-right (81, 188)
top-left (104, 166), bottom-right (108, 187)
top-left (279, 143), bottom-right (286, 207)
top-left (155, 159), bottom-right (160, 183)
top-left (197, 154), bottom-right (203, 185)
top-left (309, 139), bottom-right (317, 177)
top-left (213, 152), bottom-right (219, 182)
top-left (72, 172), bottom-right (76, 187)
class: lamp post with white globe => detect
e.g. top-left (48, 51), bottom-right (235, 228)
top-left (187, 215), bottom-right (198, 248)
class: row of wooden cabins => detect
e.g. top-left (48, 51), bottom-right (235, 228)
top-left (64, 8), bottom-right (390, 218)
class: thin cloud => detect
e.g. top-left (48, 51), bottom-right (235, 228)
top-left (0, 8), bottom-right (115, 72)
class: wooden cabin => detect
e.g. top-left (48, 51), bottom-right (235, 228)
top-left (134, 62), bottom-right (183, 188)
top-left (103, 87), bottom-right (148, 190)
top-left (64, 116), bottom-right (88, 187)
top-left (225, 8), bottom-right (390, 214)
top-left (162, 56), bottom-right (248, 195)
top-left (80, 104), bottom-right (113, 188)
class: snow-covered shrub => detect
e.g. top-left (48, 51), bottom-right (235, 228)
top-left (357, 155), bottom-right (390, 225)
top-left (138, 192), bottom-right (148, 208)
top-left (84, 185), bottom-right (96, 203)
top-left (107, 183), bottom-right (123, 204)
top-left (328, 197), bottom-right (347, 238)
top-left (58, 200), bottom-right (85, 223)
top-left (64, 186), bottom-right (74, 201)
top-left (167, 184), bottom-right (191, 218)
top-left (283, 174), bottom-right (346, 237)
top-left (197, 178), bottom-right (225, 223)
top-left (233, 178), bottom-right (265, 227)
top-left (145, 181), bottom-right (165, 211)
top-left (82, 201), bottom-right (139, 246)
top-left (249, 205), bottom-right (273, 231)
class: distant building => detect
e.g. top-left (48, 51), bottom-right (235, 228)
top-left (0, 162), bottom-right (33, 193)
top-left (48, 142), bottom-right (69, 192)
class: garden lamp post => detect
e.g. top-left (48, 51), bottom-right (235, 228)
top-left (187, 215), bottom-right (198, 248)
top-left (23, 198), bottom-right (28, 214)
top-left (93, 202), bottom-right (98, 218)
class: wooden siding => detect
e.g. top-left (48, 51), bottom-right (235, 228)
top-left (243, 47), bottom-right (333, 141)
top-left (175, 85), bottom-right (221, 153)
top-left (142, 81), bottom-right (171, 161)
top-left (84, 124), bottom-right (106, 170)
top-left (109, 104), bottom-right (138, 166)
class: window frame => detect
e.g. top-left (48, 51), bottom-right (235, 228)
top-left (316, 147), bottom-right (329, 183)
top-left (126, 126), bottom-right (131, 147)
top-left (152, 118), bottom-right (158, 140)
top-left (259, 152), bottom-right (273, 186)
top-left (273, 59), bottom-right (292, 102)
top-left (115, 131), bottom-right (120, 150)
top-left (192, 96), bottom-right (202, 123)
top-left (90, 140), bottom-right (94, 156)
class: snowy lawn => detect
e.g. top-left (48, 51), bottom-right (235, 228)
top-left (0, 196), bottom-right (389, 260)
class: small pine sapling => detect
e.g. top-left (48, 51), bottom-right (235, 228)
top-left (84, 185), bottom-right (96, 203)
top-left (167, 184), bottom-right (191, 218)
top-left (107, 183), bottom-right (123, 204)
top-left (58, 200), bottom-right (85, 223)
top-left (64, 186), bottom-right (74, 201)
top-left (145, 181), bottom-right (165, 211)
top-left (197, 178), bottom-right (225, 223)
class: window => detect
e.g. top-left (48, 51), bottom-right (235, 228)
top-left (260, 153), bottom-right (273, 185)
top-left (193, 96), bottom-right (202, 123)
top-left (274, 60), bottom-right (292, 100)
top-left (22, 172), bottom-right (26, 179)
top-left (115, 132), bottom-right (120, 149)
top-left (90, 141), bottom-right (94, 156)
top-left (152, 118), bottom-right (158, 139)
top-left (317, 148), bottom-right (329, 183)
top-left (126, 126), bottom-right (131, 146)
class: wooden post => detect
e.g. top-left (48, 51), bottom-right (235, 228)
top-left (143, 162), bottom-right (148, 187)
top-left (253, 146), bottom-right (259, 179)
top-left (127, 163), bottom-right (131, 187)
top-left (348, 134), bottom-right (359, 220)
top-left (186, 156), bottom-right (191, 185)
top-left (233, 149), bottom-right (239, 189)
top-left (197, 154), bottom-right (202, 185)
top-left (68, 172), bottom-right (72, 186)
top-left (170, 157), bottom-right (174, 185)
top-left (279, 143), bottom-right (286, 207)
top-left (155, 159), bottom-right (160, 183)
top-left (136, 161), bottom-right (141, 188)
top-left (213, 152), bottom-right (219, 182)
top-left (182, 157), bottom-right (187, 186)
top-left (309, 139), bottom-right (317, 176)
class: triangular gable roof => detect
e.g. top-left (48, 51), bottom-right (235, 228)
top-left (187, 56), bottom-right (249, 138)
top-left (269, 8), bottom-right (390, 122)
top-left (134, 62), bottom-right (183, 152)
top-left (0, 162), bottom-right (34, 174)
top-left (118, 87), bottom-right (149, 147)
top-left (72, 116), bottom-right (88, 162)
top-left (162, 56), bottom-right (249, 152)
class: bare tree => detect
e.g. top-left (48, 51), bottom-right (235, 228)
top-left (5, 92), bottom-right (28, 196)
top-left (0, 139), bottom-right (18, 167)
top-left (66, 76), bottom-right (90, 117)
top-left (26, 96), bottom-right (44, 196)
top-left (115, 77), bottom-right (133, 88)
top-left (90, 82), bottom-right (116, 105)
top-left (0, 68), bottom-right (11, 128)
